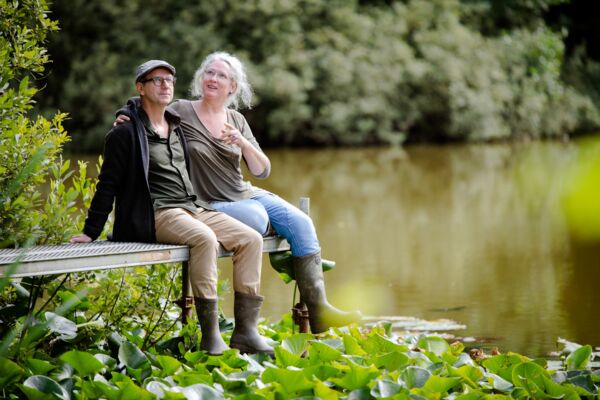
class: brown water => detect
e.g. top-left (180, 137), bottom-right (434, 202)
top-left (72, 140), bottom-right (600, 357)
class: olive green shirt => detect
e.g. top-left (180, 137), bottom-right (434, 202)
top-left (140, 109), bottom-right (210, 212)
top-left (169, 99), bottom-right (269, 202)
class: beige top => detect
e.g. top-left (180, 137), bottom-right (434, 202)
top-left (169, 99), bottom-right (266, 202)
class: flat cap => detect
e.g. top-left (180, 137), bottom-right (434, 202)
top-left (135, 60), bottom-right (176, 82)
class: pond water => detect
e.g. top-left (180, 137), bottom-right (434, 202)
top-left (73, 139), bottom-right (600, 358)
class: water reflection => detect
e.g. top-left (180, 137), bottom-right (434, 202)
top-left (225, 141), bottom-right (595, 357)
top-left (72, 140), bottom-right (598, 357)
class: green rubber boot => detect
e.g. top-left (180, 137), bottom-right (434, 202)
top-left (230, 292), bottom-right (275, 357)
top-left (293, 252), bottom-right (362, 333)
top-left (194, 297), bottom-right (230, 355)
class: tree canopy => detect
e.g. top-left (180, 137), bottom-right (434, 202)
top-left (35, 0), bottom-right (600, 151)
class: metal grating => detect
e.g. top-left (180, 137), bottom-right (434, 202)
top-left (0, 242), bottom-right (187, 263)
top-left (1, 237), bottom-right (290, 278)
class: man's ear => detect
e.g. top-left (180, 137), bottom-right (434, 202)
top-left (136, 82), bottom-right (144, 95)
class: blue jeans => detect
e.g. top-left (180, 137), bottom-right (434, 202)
top-left (210, 190), bottom-right (320, 257)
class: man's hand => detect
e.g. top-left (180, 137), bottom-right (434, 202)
top-left (70, 233), bottom-right (92, 243)
top-left (113, 114), bottom-right (130, 126)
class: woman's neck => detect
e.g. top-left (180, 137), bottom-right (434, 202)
top-left (196, 98), bottom-right (225, 115)
top-left (193, 99), bottom-right (228, 138)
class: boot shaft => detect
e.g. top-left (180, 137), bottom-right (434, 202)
top-left (233, 292), bottom-right (264, 333)
top-left (194, 297), bottom-right (229, 355)
top-left (231, 292), bottom-right (274, 356)
top-left (293, 252), bottom-right (327, 306)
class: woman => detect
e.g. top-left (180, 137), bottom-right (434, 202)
top-left (119, 52), bottom-right (361, 333)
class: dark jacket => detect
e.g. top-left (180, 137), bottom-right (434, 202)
top-left (83, 98), bottom-right (189, 242)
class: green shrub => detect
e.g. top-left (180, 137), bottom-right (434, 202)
top-left (0, 0), bottom-right (85, 247)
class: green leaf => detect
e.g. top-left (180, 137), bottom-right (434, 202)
top-left (274, 345), bottom-right (306, 368)
top-left (369, 351), bottom-right (410, 371)
top-left (178, 384), bottom-right (224, 399)
top-left (482, 373), bottom-right (514, 392)
top-left (19, 375), bottom-right (69, 400)
top-left (173, 370), bottom-right (213, 387)
top-left (565, 345), bottom-right (592, 371)
top-left (565, 371), bottom-right (597, 396)
top-left (119, 341), bottom-right (150, 369)
top-left (400, 366), bottom-right (431, 389)
top-left (269, 252), bottom-right (336, 283)
top-left (268, 251), bottom-right (294, 283)
top-left (281, 333), bottom-right (313, 355)
top-left (45, 312), bottom-right (77, 340)
top-left (511, 361), bottom-right (573, 399)
top-left (211, 368), bottom-right (243, 390)
top-left (423, 375), bottom-right (462, 394)
top-left (416, 336), bottom-right (451, 356)
top-left (153, 354), bottom-right (180, 377)
top-left (114, 380), bottom-right (155, 400)
top-left (304, 364), bottom-right (340, 381)
top-left (262, 367), bottom-right (315, 393)
top-left (0, 356), bottom-right (25, 388)
top-left (329, 359), bottom-right (379, 391)
top-left (449, 364), bottom-right (485, 388)
top-left (309, 340), bottom-right (343, 363)
top-left (482, 354), bottom-right (525, 383)
top-left (343, 334), bottom-right (367, 356)
top-left (371, 379), bottom-right (402, 398)
top-left (362, 333), bottom-right (408, 354)
top-left (24, 358), bottom-right (56, 376)
top-left (81, 380), bottom-right (113, 399)
top-left (95, 353), bottom-right (117, 370)
top-left (59, 350), bottom-right (104, 377)
top-left (314, 380), bottom-right (341, 400)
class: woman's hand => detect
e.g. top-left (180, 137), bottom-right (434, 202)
top-left (222, 122), bottom-right (247, 149)
top-left (113, 114), bottom-right (130, 126)
top-left (222, 122), bottom-right (271, 177)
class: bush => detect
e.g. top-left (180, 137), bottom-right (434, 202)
top-left (0, 0), bottom-right (74, 247)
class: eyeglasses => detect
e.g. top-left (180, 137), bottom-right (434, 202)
top-left (204, 69), bottom-right (231, 81)
top-left (141, 76), bottom-right (177, 86)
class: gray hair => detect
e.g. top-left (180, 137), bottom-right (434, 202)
top-left (190, 51), bottom-right (253, 110)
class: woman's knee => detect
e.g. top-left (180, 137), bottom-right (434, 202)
top-left (247, 206), bottom-right (270, 235)
top-left (289, 209), bottom-right (316, 233)
top-left (234, 201), bottom-right (269, 235)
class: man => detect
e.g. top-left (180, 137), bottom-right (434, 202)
top-left (71, 60), bottom-right (273, 356)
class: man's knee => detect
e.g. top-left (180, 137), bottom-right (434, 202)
top-left (238, 224), bottom-right (263, 247)
top-left (187, 226), bottom-right (219, 248)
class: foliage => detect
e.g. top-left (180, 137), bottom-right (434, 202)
top-left (0, 0), bottom-right (94, 247)
top-left (1, 311), bottom-right (599, 398)
top-left (460, 0), bottom-right (569, 34)
top-left (36, 0), bottom-right (600, 151)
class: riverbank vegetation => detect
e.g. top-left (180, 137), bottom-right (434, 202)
top-left (36, 0), bottom-right (600, 151)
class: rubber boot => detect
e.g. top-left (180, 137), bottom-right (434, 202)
top-left (230, 292), bottom-right (275, 357)
top-left (293, 252), bottom-right (362, 333)
top-left (194, 297), bottom-right (230, 355)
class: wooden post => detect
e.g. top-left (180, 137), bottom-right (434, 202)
top-left (299, 197), bottom-right (310, 216)
top-left (180, 261), bottom-right (194, 323)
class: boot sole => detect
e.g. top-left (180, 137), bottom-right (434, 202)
top-left (231, 342), bottom-right (274, 357)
